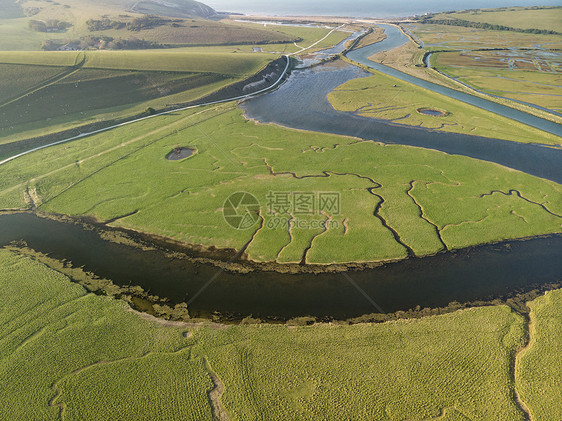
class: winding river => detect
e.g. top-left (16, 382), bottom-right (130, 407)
top-left (1, 213), bottom-right (560, 321)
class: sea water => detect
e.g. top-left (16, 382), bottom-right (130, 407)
top-left (205, 0), bottom-right (562, 18)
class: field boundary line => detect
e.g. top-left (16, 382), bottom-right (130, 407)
top-left (0, 54), bottom-right (86, 110)
top-left (0, 56), bottom-right (290, 167)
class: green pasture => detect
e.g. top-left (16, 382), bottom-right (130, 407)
top-left (328, 69), bottom-right (561, 145)
top-left (0, 104), bottom-right (559, 264)
top-left (0, 50), bottom-right (274, 143)
top-left (0, 0), bottom-right (297, 51)
top-left (0, 51), bottom-right (84, 67)
top-left (0, 50), bottom-right (273, 74)
top-left (0, 64), bottom-right (68, 104)
top-left (433, 7), bottom-right (562, 33)
top-left (0, 0), bottom-right (348, 52)
top-left (0, 249), bottom-right (213, 420)
top-left (3, 248), bottom-right (555, 419)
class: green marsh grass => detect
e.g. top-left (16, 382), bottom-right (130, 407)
top-left (328, 70), bottom-right (561, 145)
top-left (3, 249), bottom-right (556, 419)
top-left (0, 105), bottom-right (559, 264)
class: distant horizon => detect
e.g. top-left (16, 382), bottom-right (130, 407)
top-left (204, 0), bottom-right (562, 18)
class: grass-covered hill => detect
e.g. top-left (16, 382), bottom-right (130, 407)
top-left (0, 0), bottom-right (298, 50)
top-left (127, 0), bottom-right (217, 19)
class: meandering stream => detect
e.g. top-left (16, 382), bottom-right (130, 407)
top-left (1, 213), bottom-right (560, 321)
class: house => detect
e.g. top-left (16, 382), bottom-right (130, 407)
top-left (57, 43), bottom-right (81, 51)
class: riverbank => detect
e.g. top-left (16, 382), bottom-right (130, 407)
top-left (346, 24), bottom-right (562, 138)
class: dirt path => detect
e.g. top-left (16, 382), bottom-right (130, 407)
top-left (513, 309), bottom-right (534, 421)
top-left (204, 358), bottom-right (230, 421)
top-left (289, 24), bottom-right (346, 55)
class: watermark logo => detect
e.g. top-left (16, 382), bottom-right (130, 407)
top-left (266, 191), bottom-right (341, 216)
top-left (223, 192), bottom-right (261, 230)
top-left (223, 191), bottom-right (341, 230)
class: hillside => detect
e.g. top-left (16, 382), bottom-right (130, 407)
top-left (0, 0), bottom-right (297, 50)
top-left (0, 50), bottom-right (276, 145)
top-left (129, 0), bottom-right (217, 19)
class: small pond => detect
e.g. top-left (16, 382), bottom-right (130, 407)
top-left (417, 108), bottom-right (446, 116)
top-left (166, 147), bottom-right (195, 161)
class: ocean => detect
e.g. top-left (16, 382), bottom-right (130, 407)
top-left (204, 0), bottom-right (562, 18)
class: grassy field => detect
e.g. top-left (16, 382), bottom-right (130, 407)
top-left (0, 50), bottom-right (275, 143)
top-left (516, 289), bottom-right (562, 420)
top-left (0, 104), bottom-right (560, 264)
top-left (0, 50), bottom-right (274, 74)
top-left (328, 68), bottom-right (561, 145)
top-left (213, 22), bottom-right (350, 55)
top-left (3, 248), bottom-right (553, 419)
top-left (0, 19), bottom-right (350, 142)
top-left (406, 23), bottom-right (562, 49)
top-left (431, 51), bottom-right (562, 113)
top-left (0, 248), bottom-right (213, 420)
top-left (432, 6), bottom-right (562, 33)
top-left (366, 24), bottom-right (562, 124)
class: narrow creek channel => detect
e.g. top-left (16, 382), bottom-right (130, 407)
top-left (1, 213), bottom-right (560, 322)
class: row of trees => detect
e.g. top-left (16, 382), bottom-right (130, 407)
top-left (41, 36), bottom-right (165, 51)
top-left (86, 15), bottom-right (182, 32)
top-left (86, 18), bottom-right (126, 31)
top-left (29, 19), bottom-right (71, 32)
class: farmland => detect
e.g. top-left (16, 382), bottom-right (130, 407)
top-left (0, 104), bottom-right (560, 264)
top-left (0, 50), bottom-right (275, 144)
top-left (1, 3), bottom-right (561, 419)
top-left (0, 0), bottom-right (299, 50)
top-left (4, 248), bottom-right (561, 419)
top-left (407, 23), bottom-right (562, 50)
top-left (430, 50), bottom-right (562, 114)
top-left (396, 19), bottom-right (562, 120)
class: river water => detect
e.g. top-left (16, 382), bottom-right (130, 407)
top-left (241, 60), bottom-right (562, 183)
top-left (1, 213), bottom-right (560, 321)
